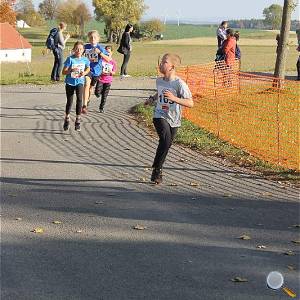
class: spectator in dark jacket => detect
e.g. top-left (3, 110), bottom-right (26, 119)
top-left (118, 24), bottom-right (133, 78)
top-left (296, 29), bottom-right (300, 80)
top-left (51, 22), bottom-right (70, 82)
top-left (234, 31), bottom-right (241, 59)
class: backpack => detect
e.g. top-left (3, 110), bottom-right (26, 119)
top-left (235, 45), bottom-right (241, 59)
top-left (46, 28), bottom-right (58, 50)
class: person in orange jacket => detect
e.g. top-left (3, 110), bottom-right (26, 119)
top-left (223, 28), bottom-right (236, 66)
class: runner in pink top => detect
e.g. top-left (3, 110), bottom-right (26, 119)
top-left (95, 45), bottom-right (117, 112)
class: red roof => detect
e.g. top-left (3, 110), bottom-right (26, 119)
top-left (0, 22), bottom-right (32, 49)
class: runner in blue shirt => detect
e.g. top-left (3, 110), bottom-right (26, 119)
top-left (82, 30), bottom-right (111, 114)
top-left (62, 41), bottom-right (90, 132)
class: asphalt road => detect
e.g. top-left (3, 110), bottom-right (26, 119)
top-left (1, 78), bottom-right (299, 300)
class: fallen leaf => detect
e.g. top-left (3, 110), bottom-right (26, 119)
top-left (282, 287), bottom-right (297, 298)
top-left (287, 265), bottom-right (296, 271)
top-left (31, 227), bottom-right (44, 233)
top-left (279, 186), bottom-right (287, 189)
top-left (139, 177), bottom-right (146, 182)
top-left (76, 230), bottom-right (82, 233)
top-left (191, 197), bottom-right (197, 200)
top-left (284, 250), bottom-right (295, 256)
top-left (144, 168), bottom-right (151, 171)
top-left (189, 182), bottom-right (199, 187)
top-left (262, 192), bottom-right (272, 196)
top-left (178, 158), bottom-right (187, 162)
top-left (238, 235), bottom-right (251, 240)
top-left (133, 224), bottom-right (146, 230)
top-left (291, 240), bottom-right (300, 244)
top-left (231, 277), bottom-right (248, 282)
top-left (121, 172), bottom-right (129, 176)
top-left (52, 220), bottom-right (62, 224)
top-left (169, 183), bottom-right (178, 187)
top-left (15, 217), bottom-right (22, 221)
top-left (256, 245), bottom-right (267, 249)
top-left (223, 194), bottom-right (232, 198)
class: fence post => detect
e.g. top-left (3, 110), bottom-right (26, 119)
top-left (276, 87), bottom-right (280, 166)
top-left (213, 64), bottom-right (220, 138)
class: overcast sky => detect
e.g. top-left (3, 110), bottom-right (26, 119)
top-left (33, 0), bottom-right (299, 21)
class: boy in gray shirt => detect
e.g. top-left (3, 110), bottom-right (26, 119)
top-left (145, 53), bottom-right (193, 184)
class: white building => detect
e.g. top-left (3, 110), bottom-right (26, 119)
top-left (0, 22), bottom-right (32, 63)
top-left (16, 20), bottom-right (30, 28)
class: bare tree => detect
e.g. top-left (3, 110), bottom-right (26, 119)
top-left (39, 0), bottom-right (60, 20)
top-left (57, 0), bottom-right (91, 37)
top-left (274, 0), bottom-right (297, 79)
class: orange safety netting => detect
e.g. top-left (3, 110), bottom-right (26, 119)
top-left (176, 60), bottom-right (300, 171)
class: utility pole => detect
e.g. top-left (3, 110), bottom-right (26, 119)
top-left (274, 0), bottom-right (296, 79)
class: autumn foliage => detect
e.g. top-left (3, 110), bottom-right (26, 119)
top-left (0, 1), bottom-right (16, 25)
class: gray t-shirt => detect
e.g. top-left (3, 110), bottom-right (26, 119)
top-left (153, 77), bottom-right (192, 127)
top-left (57, 30), bottom-right (66, 49)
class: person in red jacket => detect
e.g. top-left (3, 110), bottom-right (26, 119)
top-left (223, 28), bottom-right (236, 66)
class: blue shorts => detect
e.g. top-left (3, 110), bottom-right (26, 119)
top-left (86, 72), bottom-right (99, 86)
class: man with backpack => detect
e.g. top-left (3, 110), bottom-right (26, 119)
top-left (47, 22), bottom-right (70, 82)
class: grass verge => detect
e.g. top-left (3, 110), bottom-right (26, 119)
top-left (132, 103), bottom-right (300, 185)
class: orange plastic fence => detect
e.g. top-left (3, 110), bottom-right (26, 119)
top-left (177, 60), bottom-right (300, 171)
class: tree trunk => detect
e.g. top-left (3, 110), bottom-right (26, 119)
top-left (274, 0), bottom-right (294, 79)
top-left (80, 15), bottom-right (84, 39)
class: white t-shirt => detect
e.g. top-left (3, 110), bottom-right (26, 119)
top-left (154, 77), bottom-right (192, 127)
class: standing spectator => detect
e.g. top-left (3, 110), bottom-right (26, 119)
top-left (223, 28), bottom-right (236, 66)
top-left (118, 24), bottom-right (133, 78)
top-left (276, 33), bottom-right (280, 54)
top-left (222, 29), bottom-right (236, 87)
top-left (234, 31), bottom-right (241, 59)
top-left (51, 22), bottom-right (70, 82)
top-left (216, 21), bottom-right (228, 49)
top-left (296, 29), bottom-right (300, 80)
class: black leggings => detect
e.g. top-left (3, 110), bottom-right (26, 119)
top-left (120, 52), bottom-right (131, 75)
top-left (65, 84), bottom-right (83, 116)
top-left (152, 118), bottom-right (178, 169)
top-left (95, 82), bottom-right (111, 109)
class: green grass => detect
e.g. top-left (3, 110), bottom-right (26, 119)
top-left (132, 103), bottom-right (300, 183)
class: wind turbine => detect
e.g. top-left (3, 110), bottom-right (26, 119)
top-left (162, 10), bottom-right (169, 25)
top-left (176, 9), bottom-right (182, 26)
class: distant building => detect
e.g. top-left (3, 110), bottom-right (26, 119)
top-left (0, 22), bottom-right (32, 63)
top-left (16, 20), bottom-right (30, 28)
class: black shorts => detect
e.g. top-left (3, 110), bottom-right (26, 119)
top-left (86, 72), bottom-right (99, 86)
